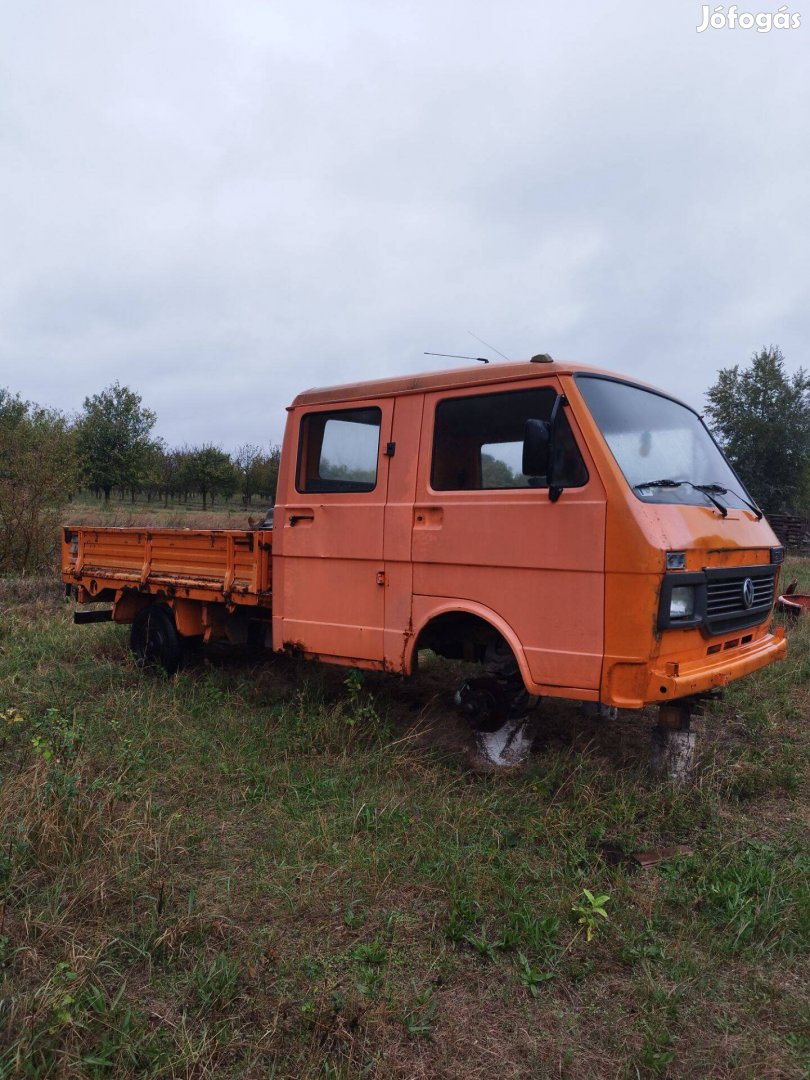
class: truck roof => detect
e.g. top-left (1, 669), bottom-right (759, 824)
top-left (291, 359), bottom-right (613, 408)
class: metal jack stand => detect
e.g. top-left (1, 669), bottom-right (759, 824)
top-left (651, 701), bottom-right (696, 782)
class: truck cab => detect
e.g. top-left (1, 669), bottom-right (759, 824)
top-left (272, 358), bottom-right (786, 710)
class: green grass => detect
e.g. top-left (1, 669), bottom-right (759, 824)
top-left (0, 561), bottom-right (808, 1078)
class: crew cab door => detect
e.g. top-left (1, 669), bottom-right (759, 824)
top-left (274, 400), bottom-right (393, 664)
top-left (412, 378), bottom-right (607, 693)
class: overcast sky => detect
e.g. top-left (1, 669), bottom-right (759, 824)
top-left (1, 0), bottom-right (807, 450)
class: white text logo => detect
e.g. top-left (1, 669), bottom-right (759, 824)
top-left (697, 4), bottom-right (801, 30)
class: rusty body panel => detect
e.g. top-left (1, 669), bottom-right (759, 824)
top-left (64, 358), bottom-right (787, 710)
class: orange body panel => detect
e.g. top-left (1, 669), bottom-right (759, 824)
top-left (63, 359), bottom-right (788, 706)
top-left (272, 400), bottom-right (394, 664)
top-left (408, 377), bottom-right (606, 695)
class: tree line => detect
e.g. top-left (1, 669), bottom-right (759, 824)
top-left (76, 383), bottom-right (281, 510)
top-left (1, 347), bottom-right (808, 574)
top-left (0, 382), bottom-right (281, 573)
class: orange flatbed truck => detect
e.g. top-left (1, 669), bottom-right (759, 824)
top-left (62, 357), bottom-right (787, 765)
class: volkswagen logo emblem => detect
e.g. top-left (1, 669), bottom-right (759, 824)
top-left (742, 578), bottom-right (755, 609)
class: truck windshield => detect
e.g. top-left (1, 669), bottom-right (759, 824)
top-left (575, 375), bottom-right (756, 513)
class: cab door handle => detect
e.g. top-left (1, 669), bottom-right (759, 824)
top-left (414, 507), bottom-right (443, 528)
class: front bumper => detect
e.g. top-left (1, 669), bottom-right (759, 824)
top-left (604, 628), bottom-right (787, 709)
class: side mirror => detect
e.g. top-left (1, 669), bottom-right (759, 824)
top-left (524, 393), bottom-right (566, 502)
top-left (523, 418), bottom-right (552, 478)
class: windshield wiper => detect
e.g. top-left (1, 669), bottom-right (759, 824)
top-left (637, 479), bottom-right (763, 520)
top-left (688, 483), bottom-right (727, 517)
top-left (696, 483), bottom-right (763, 520)
top-left (633, 478), bottom-right (727, 517)
top-left (634, 479), bottom-right (684, 489)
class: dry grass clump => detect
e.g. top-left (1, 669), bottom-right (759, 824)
top-left (0, 757), bottom-right (187, 1075)
top-left (0, 576), bottom-right (63, 611)
top-left (1, 763), bottom-right (167, 909)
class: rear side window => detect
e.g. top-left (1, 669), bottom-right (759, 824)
top-left (297, 407), bottom-right (381, 493)
top-left (431, 387), bottom-right (588, 491)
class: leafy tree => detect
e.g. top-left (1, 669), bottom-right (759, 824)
top-left (253, 445), bottom-right (281, 505)
top-left (235, 443), bottom-right (262, 506)
top-left (156, 445), bottom-right (186, 507)
top-left (77, 383), bottom-right (157, 502)
top-left (171, 445), bottom-right (196, 503)
top-left (140, 438), bottom-right (169, 503)
top-left (704, 347), bottom-right (809, 512)
top-left (0, 389), bottom-right (78, 573)
top-left (481, 453), bottom-right (524, 488)
top-left (185, 446), bottom-right (237, 509)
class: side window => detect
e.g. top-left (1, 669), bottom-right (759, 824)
top-left (297, 407), bottom-right (381, 493)
top-left (431, 387), bottom-right (588, 491)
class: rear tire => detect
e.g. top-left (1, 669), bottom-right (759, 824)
top-left (130, 605), bottom-right (183, 675)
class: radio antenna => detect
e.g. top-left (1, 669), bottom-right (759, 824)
top-left (468, 330), bottom-right (510, 361)
top-left (424, 351), bottom-right (489, 364)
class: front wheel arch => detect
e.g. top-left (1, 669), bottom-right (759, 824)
top-left (408, 604), bottom-right (532, 690)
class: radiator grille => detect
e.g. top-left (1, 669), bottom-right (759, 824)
top-left (704, 567), bottom-right (776, 635)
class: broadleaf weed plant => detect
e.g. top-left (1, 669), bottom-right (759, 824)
top-left (571, 889), bottom-right (611, 943)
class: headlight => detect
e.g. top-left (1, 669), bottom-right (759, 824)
top-left (670, 585), bottom-right (695, 619)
